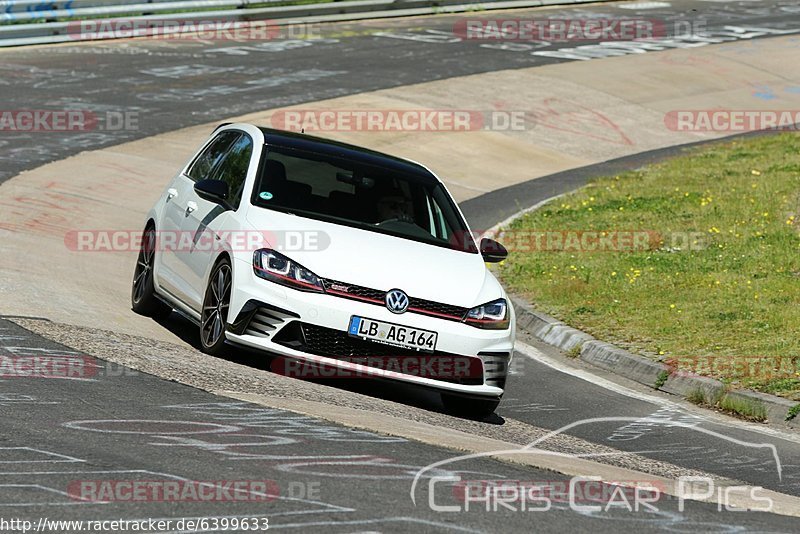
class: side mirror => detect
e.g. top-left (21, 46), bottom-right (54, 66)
top-left (194, 180), bottom-right (231, 209)
top-left (480, 238), bottom-right (508, 263)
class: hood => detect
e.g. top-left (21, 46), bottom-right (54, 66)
top-left (245, 207), bottom-right (492, 307)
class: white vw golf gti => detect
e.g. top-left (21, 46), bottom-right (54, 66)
top-left (133, 123), bottom-right (514, 416)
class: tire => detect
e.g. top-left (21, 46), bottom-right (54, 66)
top-left (131, 224), bottom-right (172, 319)
top-left (200, 257), bottom-right (232, 356)
top-left (441, 394), bottom-right (500, 419)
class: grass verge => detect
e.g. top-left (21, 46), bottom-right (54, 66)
top-left (717, 394), bottom-right (768, 422)
top-left (500, 133), bottom-right (800, 400)
top-left (684, 388), bottom-right (767, 422)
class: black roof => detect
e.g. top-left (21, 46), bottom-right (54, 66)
top-left (257, 127), bottom-right (433, 178)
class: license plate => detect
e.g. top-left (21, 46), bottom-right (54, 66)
top-left (348, 316), bottom-right (437, 352)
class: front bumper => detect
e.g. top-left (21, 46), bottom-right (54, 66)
top-left (226, 257), bottom-right (513, 398)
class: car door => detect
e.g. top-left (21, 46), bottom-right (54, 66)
top-left (158, 130), bottom-right (240, 307)
top-left (152, 171), bottom-right (190, 299)
top-left (175, 131), bottom-right (254, 311)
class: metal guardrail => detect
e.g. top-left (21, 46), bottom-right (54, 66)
top-left (1, 0), bottom-right (185, 13)
top-left (0, 0), bottom-right (598, 46)
top-left (1, 0), bottom-right (252, 22)
top-left (0, 0), bottom-right (466, 43)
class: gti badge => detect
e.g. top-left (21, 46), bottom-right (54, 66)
top-left (385, 289), bottom-right (409, 314)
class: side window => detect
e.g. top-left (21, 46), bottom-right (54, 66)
top-left (211, 134), bottom-right (253, 209)
top-left (186, 131), bottom-right (238, 182)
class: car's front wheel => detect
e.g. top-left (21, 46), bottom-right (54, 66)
top-left (131, 224), bottom-right (172, 319)
top-left (441, 394), bottom-right (500, 419)
top-left (200, 257), bottom-right (232, 355)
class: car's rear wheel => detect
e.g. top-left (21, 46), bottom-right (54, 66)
top-left (200, 257), bottom-right (232, 355)
top-left (441, 394), bottom-right (500, 419)
top-left (131, 224), bottom-right (172, 319)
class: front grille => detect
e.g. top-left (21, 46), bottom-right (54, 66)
top-left (321, 279), bottom-right (469, 321)
top-left (273, 322), bottom-right (484, 385)
top-left (407, 297), bottom-right (469, 320)
top-left (322, 279), bottom-right (384, 304)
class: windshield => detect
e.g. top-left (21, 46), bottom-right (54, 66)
top-left (251, 146), bottom-right (477, 252)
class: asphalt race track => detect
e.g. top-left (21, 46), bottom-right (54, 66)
top-left (6, 317), bottom-right (800, 533)
top-left (3, 0), bottom-right (800, 531)
top-left (3, 0), bottom-right (800, 183)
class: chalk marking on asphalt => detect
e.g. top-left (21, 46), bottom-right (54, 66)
top-left (62, 419), bottom-right (241, 435)
top-left (606, 406), bottom-right (702, 442)
top-left (515, 341), bottom-right (800, 445)
top-left (519, 417), bottom-right (782, 481)
top-left (617, 1), bottom-right (671, 8)
top-left (0, 470), bottom-right (165, 475)
top-left (226, 391), bottom-right (797, 515)
top-left (0, 484), bottom-right (98, 507)
top-left (0, 447), bottom-right (85, 464)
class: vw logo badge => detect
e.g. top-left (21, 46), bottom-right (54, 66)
top-left (385, 289), bottom-right (409, 314)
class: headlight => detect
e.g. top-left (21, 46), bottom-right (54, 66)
top-left (253, 249), bottom-right (324, 292)
top-left (464, 298), bottom-right (509, 330)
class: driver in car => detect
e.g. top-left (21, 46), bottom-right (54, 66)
top-left (376, 189), bottom-right (414, 223)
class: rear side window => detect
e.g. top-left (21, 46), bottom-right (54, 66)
top-left (186, 131), bottom-right (239, 182)
top-left (210, 133), bottom-right (253, 209)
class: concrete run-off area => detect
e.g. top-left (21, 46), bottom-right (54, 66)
top-left (2, 35), bottom-right (800, 341)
